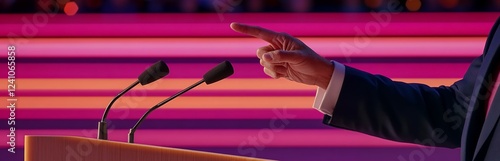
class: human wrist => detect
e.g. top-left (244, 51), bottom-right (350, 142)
top-left (316, 60), bottom-right (334, 89)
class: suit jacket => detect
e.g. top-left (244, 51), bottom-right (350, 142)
top-left (322, 17), bottom-right (500, 161)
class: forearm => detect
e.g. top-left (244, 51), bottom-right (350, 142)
top-left (318, 65), bottom-right (466, 148)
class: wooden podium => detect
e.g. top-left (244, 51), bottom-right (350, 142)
top-left (25, 135), bottom-right (271, 161)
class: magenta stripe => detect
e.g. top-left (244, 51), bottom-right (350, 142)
top-left (1, 129), bottom-right (417, 148)
top-left (1, 13), bottom-right (497, 37)
top-left (1, 13), bottom-right (494, 24)
top-left (3, 37), bottom-right (485, 58)
top-left (16, 90), bottom-right (315, 96)
top-left (0, 109), bottom-right (322, 119)
top-left (15, 62), bottom-right (470, 78)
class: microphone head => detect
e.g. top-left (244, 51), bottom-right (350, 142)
top-left (203, 61), bottom-right (234, 85)
top-left (138, 60), bottom-right (169, 85)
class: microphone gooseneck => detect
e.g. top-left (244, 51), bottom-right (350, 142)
top-left (98, 80), bottom-right (139, 140)
top-left (128, 61), bottom-right (234, 143)
top-left (98, 60), bottom-right (169, 140)
top-left (128, 79), bottom-right (205, 143)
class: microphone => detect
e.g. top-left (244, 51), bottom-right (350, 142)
top-left (98, 60), bottom-right (169, 140)
top-left (128, 60), bottom-right (234, 143)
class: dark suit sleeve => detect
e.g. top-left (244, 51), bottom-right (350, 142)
top-left (322, 57), bottom-right (483, 148)
top-left (322, 54), bottom-right (486, 148)
top-left (322, 17), bottom-right (500, 148)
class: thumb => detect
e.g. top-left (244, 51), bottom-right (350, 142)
top-left (263, 50), bottom-right (304, 64)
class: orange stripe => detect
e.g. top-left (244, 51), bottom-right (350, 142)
top-left (3, 96), bottom-right (314, 109)
top-left (13, 78), bottom-right (312, 90)
top-left (9, 78), bottom-right (457, 90)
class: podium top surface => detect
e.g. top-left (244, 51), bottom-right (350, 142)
top-left (25, 135), bottom-right (272, 161)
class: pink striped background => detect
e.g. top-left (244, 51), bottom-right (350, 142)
top-left (2, 13), bottom-right (497, 160)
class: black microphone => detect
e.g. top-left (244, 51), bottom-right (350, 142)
top-left (98, 60), bottom-right (169, 140)
top-left (128, 60), bottom-right (234, 143)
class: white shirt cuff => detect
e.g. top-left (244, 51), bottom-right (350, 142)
top-left (312, 61), bottom-right (346, 116)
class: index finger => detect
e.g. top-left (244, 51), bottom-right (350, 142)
top-left (230, 22), bottom-right (280, 43)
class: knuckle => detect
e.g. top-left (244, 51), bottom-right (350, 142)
top-left (280, 32), bottom-right (294, 40)
top-left (267, 64), bottom-right (275, 71)
top-left (256, 52), bottom-right (263, 59)
top-left (272, 50), bottom-right (282, 59)
top-left (263, 68), bottom-right (272, 75)
top-left (257, 46), bottom-right (265, 53)
top-left (257, 46), bottom-right (271, 58)
top-left (264, 67), bottom-right (276, 78)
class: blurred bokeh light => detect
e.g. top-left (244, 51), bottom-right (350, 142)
top-left (406, 0), bottom-right (422, 11)
top-left (1, 0), bottom-right (500, 13)
top-left (64, 1), bottom-right (78, 15)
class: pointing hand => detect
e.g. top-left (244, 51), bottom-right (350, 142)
top-left (230, 23), bottom-right (334, 89)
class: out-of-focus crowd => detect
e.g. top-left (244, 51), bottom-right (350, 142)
top-left (1, 0), bottom-right (500, 13)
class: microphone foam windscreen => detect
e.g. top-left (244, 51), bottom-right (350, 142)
top-left (138, 60), bottom-right (169, 85)
top-left (203, 61), bottom-right (234, 85)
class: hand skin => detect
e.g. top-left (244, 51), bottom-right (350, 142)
top-left (230, 22), bottom-right (335, 89)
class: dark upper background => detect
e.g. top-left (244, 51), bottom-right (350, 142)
top-left (1, 0), bottom-right (500, 13)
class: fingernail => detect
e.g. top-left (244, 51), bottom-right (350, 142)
top-left (263, 53), bottom-right (273, 61)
